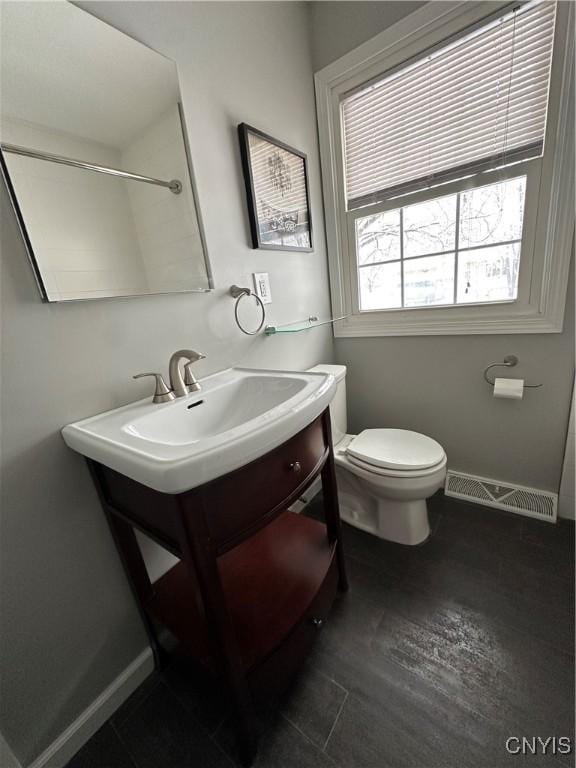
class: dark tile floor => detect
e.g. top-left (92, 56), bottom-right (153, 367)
top-left (67, 494), bottom-right (575, 768)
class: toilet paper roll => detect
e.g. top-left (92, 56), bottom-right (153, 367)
top-left (493, 377), bottom-right (524, 400)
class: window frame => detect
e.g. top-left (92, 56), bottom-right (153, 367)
top-left (348, 163), bottom-right (538, 315)
top-left (315, 0), bottom-right (574, 337)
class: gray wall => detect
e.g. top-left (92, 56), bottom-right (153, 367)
top-left (308, 0), bottom-right (425, 71)
top-left (309, 1), bottom-right (575, 493)
top-left (0, 3), bottom-right (333, 763)
top-left (337, 271), bottom-right (575, 491)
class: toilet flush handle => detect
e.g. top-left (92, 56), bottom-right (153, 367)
top-left (289, 461), bottom-right (302, 473)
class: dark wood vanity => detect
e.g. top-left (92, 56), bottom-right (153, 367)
top-left (88, 408), bottom-right (347, 764)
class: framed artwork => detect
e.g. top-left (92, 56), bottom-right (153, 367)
top-left (238, 123), bottom-right (313, 252)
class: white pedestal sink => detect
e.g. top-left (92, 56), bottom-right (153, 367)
top-left (62, 368), bottom-right (336, 493)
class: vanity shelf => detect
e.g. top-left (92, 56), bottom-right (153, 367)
top-left (147, 511), bottom-right (336, 671)
top-left (87, 408), bottom-right (347, 766)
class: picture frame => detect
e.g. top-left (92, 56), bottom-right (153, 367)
top-left (238, 123), bottom-right (313, 252)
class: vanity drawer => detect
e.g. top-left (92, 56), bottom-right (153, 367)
top-left (187, 414), bottom-right (328, 548)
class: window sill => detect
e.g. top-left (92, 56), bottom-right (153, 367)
top-left (334, 304), bottom-right (568, 338)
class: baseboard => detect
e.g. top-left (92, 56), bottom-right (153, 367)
top-left (28, 647), bottom-right (154, 768)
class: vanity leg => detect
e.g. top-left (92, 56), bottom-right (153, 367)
top-left (176, 497), bottom-right (259, 765)
top-left (87, 460), bottom-right (166, 669)
top-left (320, 411), bottom-right (348, 593)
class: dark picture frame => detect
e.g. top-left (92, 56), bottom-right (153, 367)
top-left (238, 123), bottom-right (313, 252)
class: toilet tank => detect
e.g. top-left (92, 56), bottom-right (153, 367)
top-left (307, 364), bottom-right (347, 445)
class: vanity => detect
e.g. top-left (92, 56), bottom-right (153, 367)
top-left (63, 366), bottom-right (347, 765)
top-left (6, 3), bottom-right (349, 762)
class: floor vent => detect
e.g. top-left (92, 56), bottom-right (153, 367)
top-left (445, 470), bottom-right (557, 522)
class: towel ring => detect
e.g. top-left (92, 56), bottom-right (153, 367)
top-left (229, 285), bottom-right (266, 335)
top-left (483, 355), bottom-right (542, 388)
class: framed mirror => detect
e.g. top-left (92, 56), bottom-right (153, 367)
top-left (0, 2), bottom-right (212, 302)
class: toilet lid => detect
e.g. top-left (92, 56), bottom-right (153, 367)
top-left (346, 429), bottom-right (445, 471)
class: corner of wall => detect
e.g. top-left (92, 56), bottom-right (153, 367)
top-left (559, 379), bottom-right (575, 519)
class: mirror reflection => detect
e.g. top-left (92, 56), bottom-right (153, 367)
top-left (0, 1), bottom-right (212, 301)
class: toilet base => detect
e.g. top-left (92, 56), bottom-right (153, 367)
top-left (340, 496), bottom-right (430, 546)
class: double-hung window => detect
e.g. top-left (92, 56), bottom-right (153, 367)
top-left (316, 1), bottom-right (574, 336)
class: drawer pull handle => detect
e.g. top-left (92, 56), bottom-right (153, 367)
top-left (311, 618), bottom-right (324, 628)
top-left (289, 461), bottom-right (302, 473)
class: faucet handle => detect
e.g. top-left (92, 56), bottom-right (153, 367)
top-left (133, 373), bottom-right (175, 404)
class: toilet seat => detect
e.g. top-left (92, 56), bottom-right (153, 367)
top-left (344, 452), bottom-right (447, 478)
top-left (345, 429), bottom-right (446, 476)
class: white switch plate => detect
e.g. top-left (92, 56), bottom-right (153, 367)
top-left (253, 272), bottom-right (272, 304)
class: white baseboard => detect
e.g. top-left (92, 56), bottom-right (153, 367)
top-left (28, 647), bottom-right (154, 768)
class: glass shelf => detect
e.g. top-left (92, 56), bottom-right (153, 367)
top-left (264, 316), bottom-right (347, 335)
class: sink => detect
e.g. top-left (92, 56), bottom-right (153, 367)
top-left (62, 368), bottom-right (336, 493)
top-left (124, 373), bottom-right (309, 446)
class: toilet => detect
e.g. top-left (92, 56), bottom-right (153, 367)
top-left (308, 364), bottom-right (447, 545)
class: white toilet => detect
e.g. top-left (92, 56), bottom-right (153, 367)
top-left (308, 364), bottom-right (447, 545)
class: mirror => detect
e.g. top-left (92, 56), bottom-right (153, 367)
top-left (0, 2), bottom-right (212, 302)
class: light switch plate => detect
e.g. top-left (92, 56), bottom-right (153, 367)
top-left (253, 272), bottom-right (272, 304)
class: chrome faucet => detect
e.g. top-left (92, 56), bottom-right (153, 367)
top-left (169, 349), bottom-right (206, 397)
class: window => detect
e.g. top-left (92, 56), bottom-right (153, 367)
top-left (315, 1), bottom-right (574, 336)
top-left (355, 176), bottom-right (526, 311)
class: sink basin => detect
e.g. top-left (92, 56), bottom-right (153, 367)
top-left (62, 367), bottom-right (336, 493)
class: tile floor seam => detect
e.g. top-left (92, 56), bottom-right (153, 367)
top-left (322, 689), bottom-right (349, 753)
top-left (310, 664), bottom-right (350, 697)
top-left (112, 680), bottom-right (236, 768)
top-left (207, 730), bottom-right (238, 768)
top-left (109, 719), bottom-right (140, 768)
top-left (276, 713), bottom-right (340, 766)
top-left (212, 716), bottom-right (226, 743)
top-left (161, 670), bottom-right (224, 736)
top-left (110, 675), bottom-right (163, 729)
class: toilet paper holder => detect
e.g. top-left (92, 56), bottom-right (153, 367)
top-left (483, 355), bottom-right (542, 388)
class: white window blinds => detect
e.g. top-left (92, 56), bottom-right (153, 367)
top-left (342, 1), bottom-right (557, 210)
